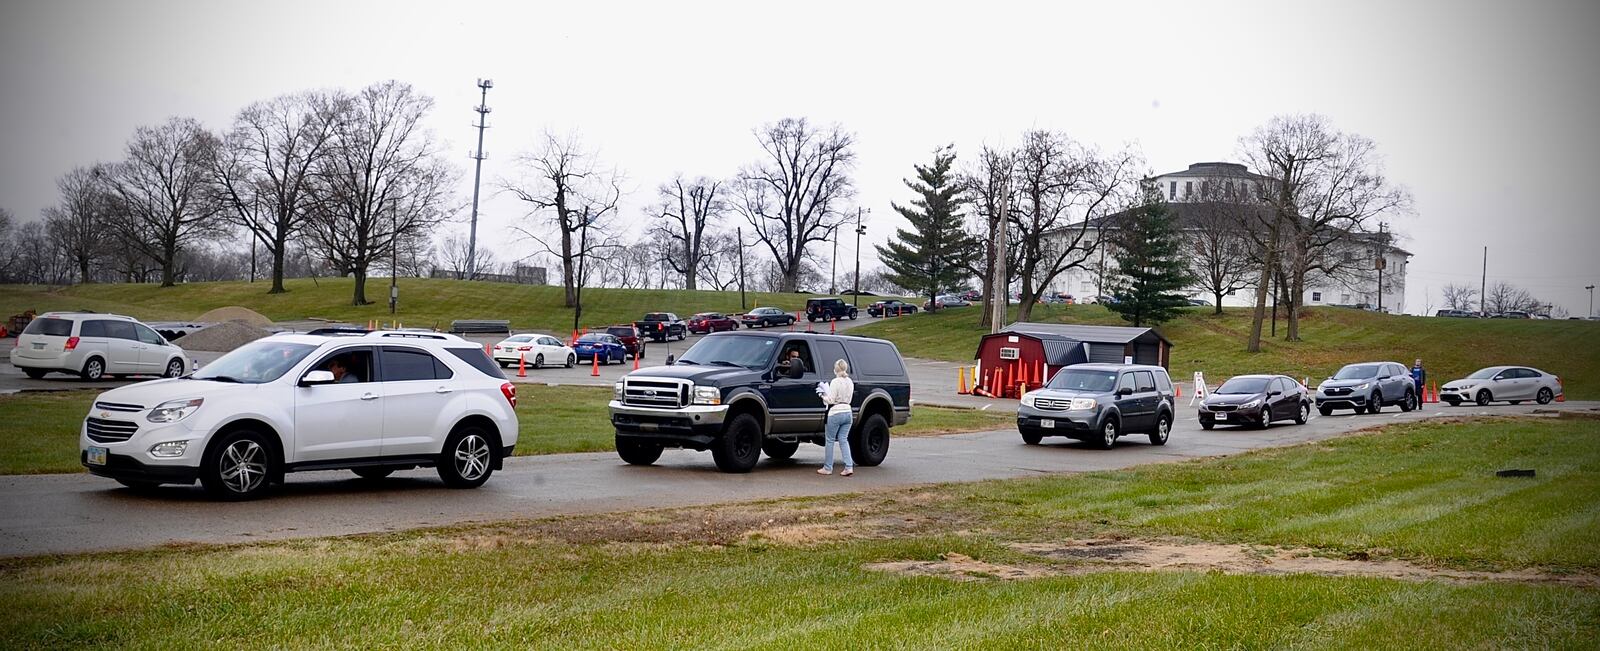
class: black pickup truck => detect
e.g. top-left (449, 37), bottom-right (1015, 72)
top-left (633, 312), bottom-right (687, 342)
top-left (608, 332), bottom-right (912, 472)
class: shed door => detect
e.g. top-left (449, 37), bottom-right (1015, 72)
top-left (1087, 343), bottom-right (1124, 364)
top-left (1134, 342), bottom-right (1161, 366)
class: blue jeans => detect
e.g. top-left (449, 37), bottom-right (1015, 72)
top-left (823, 411), bottom-right (855, 471)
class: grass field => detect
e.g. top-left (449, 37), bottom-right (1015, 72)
top-left (0, 388), bottom-right (1010, 474)
top-left (2, 417), bottom-right (1595, 648)
top-left (855, 303), bottom-right (1600, 399)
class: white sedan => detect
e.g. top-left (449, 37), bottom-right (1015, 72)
top-left (491, 334), bottom-right (576, 369)
top-left (1439, 365), bottom-right (1564, 406)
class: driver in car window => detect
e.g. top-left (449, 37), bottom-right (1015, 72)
top-left (326, 356), bottom-right (360, 383)
top-left (777, 349), bottom-right (806, 379)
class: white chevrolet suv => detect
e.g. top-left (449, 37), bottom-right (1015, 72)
top-left (79, 329), bottom-right (519, 499)
top-left (12, 312), bottom-right (189, 380)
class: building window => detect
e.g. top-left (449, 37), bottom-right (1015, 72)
top-left (1184, 181), bottom-right (1192, 197)
top-left (1169, 181), bottom-right (1176, 200)
top-left (1311, 291), bottom-right (1322, 302)
top-left (1341, 293), bottom-right (1351, 303)
top-left (1201, 181), bottom-right (1209, 198)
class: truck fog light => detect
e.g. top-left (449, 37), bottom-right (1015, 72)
top-left (149, 441), bottom-right (188, 458)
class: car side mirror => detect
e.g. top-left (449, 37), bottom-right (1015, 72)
top-left (666, 354), bottom-right (676, 366)
top-left (299, 370), bottom-right (335, 387)
top-left (1116, 387), bottom-right (1133, 397)
top-left (1269, 390), bottom-right (1282, 396)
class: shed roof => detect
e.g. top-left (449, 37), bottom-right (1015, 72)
top-left (975, 330), bottom-right (1086, 366)
top-left (1001, 322), bottom-right (1172, 346)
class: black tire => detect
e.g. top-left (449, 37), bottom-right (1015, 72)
top-left (1369, 397), bottom-right (1383, 414)
top-left (352, 467), bottom-right (395, 480)
top-left (199, 429), bottom-right (276, 500)
top-left (566, 354), bottom-right (576, 368)
top-left (1094, 416), bottom-right (1119, 449)
top-left (712, 413), bottom-right (763, 473)
top-left (617, 438), bottom-right (664, 466)
top-left (533, 354), bottom-right (544, 369)
top-left (1476, 390), bottom-right (1493, 406)
top-left (1256, 414), bottom-right (1271, 429)
top-left (1021, 430), bottom-right (1043, 445)
top-left (79, 356), bottom-right (105, 381)
top-left (22, 368), bottom-right (46, 379)
top-left (164, 358), bottom-right (185, 378)
top-left (1399, 391), bottom-right (1416, 412)
top-left (1200, 421), bottom-right (1215, 430)
top-left (115, 478), bottom-right (162, 492)
top-left (761, 439), bottom-right (800, 461)
top-left (1294, 402), bottom-right (1310, 425)
top-left (1318, 405), bottom-right (1333, 416)
top-left (1149, 413), bottom-right (1171, 446)
top-left (437, 425), bottom-right (496, 488)
top-left (849, 413), bottom-right (891, 467)
top-left (1537, 388), bottom-right (1554, 405)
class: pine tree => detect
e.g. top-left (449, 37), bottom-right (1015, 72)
top-left (1105, 195), bottom-right (1194, 327)
top-left (876, 146), bottom-right (975, 311)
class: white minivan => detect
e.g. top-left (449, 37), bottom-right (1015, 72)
top-left (12, 312), bottom-right (189, 380)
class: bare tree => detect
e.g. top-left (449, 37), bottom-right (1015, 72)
top-left (437, 232), bottom-right (498, 279)
top-left (959, 146), bottom-right (1021, 327)
top-left (502, 131), bottom-right (624, 307)
top-left (304, 81), bottom-right (455, 305)
top-left (212, 91), bottom-right (344, 294)
top-left (43, 166), bottom-right (113, 283)
top-left (0, 207), bottom-right (17, 281)
top-left (100, 117), bottom-right (224, 287)
top-left (694, 231), bottom-right (745, 291)
top-left (733, 118), bottom-right (856, 293)
top-left (1484, 281), bottom-right (1541, 315)
top-left (1186, 199), bottom-right (1258, 314)
top-left (651, 175), bottom-right (726, 290)
top-left (1441, 283), bottom-right (1479, 312)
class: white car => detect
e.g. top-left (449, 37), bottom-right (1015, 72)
top-left (491, 333), bottom-right (576, 369)
top-left (1439, 366), bottom-right (1564, 407)
top-left (12, 312), bottom-right (190, 380)
top-left (80, 330), bottom-right (519, 499)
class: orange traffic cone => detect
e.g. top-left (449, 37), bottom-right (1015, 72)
top-left (484, 342), bottom-right (491, 355)
top-left (590, 353), bottom-right (600, 377)
top-left (517, 352), bottom-right (527, 378)
top-left (633, 349), bottom-right (640, 370)
top-left (829, 318), bottom-right (836, 334)
top-left (958, 367), bottom-right (968, 394)
top-left (1176, 383), bottom-right (1182, 399)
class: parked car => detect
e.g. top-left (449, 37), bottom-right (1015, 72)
top-left (958, 290), bottom-right (982, 302)
top-left (741, 307), bottom-right (796, 328)
top-left (1187, 298), bottom-right (1210, 307)
top-left (805, 297), bottom-right (858, 321)
top-left (491, 333), bottom-right (576, 369)
top-left (574, 333), bottom-right (628, 365)
top-left (1439, 366), bottom-right (1563, 406)
top-left (609, 332), bottom-right (911, 472)
top-left (936, 294), bottom-right (971, 307)
top-left (11, 312), bottom-right (190, 381)
top-left (867, 300), bottom-right (918, 317)
top-left (686, 312), bottom-right (739, 335)
top-left (1494, 311), bottom-right (1531, 319)
top-left (1314, 361), bottom-right (1419, 415)
top-left (634, 313), bottom-right (687, 341)
top-left (1016, 363), bottom-right (1177, 449)
top-left (79, 330), bottom-right (518, 499)
top-left (603, 325), bottom-right (646, 360)
top-left (1198, 375), bottom-right (1311, 429)
top-left (1435, 309), bottom-right (1476, 318)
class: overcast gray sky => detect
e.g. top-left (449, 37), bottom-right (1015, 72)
top-left (3, 0), bottom-right (1597, 315)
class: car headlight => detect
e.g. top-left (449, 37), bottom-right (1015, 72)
top-left (692, 386), bottom-right (721, 405)
top-left (1354, 383), bottom-right (1371, 391)
top-left (149, 441), bottom-right (188, 457)
top-left (1069, 398), bottom-right (1098, 411)
top-left (1453, 383), bottom-right (1472, 391)
top-left (613, 382), bottom-right (624, 400)
top-left (146, 398), bottom-right (203, 423)
top-left (1241, 399), bottom-right (1261, 409)
top-left (1020, 392), bottom-right (1036, 408)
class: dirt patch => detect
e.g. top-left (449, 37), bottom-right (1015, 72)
top-left (176, 321), bottom-right (271, 352)
top-left (194, 306), bottom-right (273, 328)
top-left (865, 552), bottom-right (1057, 582)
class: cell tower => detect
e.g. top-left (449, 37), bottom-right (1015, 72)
top-left (466, 78), bottom-right (493, 279)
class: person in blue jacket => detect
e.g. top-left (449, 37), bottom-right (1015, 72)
top-left (1411, 359), bottom-right (1426, 398)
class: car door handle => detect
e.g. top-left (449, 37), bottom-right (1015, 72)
top-left (360, 393), bottom-right (379, 401)
top-left (435, 386), bottom-right (453, 394)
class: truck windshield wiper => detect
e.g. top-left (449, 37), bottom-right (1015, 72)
top-left (706, 361), bottom-right (743, 368)
top-left (674, 359), bottom-right (699, 365)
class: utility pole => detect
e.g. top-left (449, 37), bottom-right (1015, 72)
top-left (830, 230), bottom-right (838, 295)
top-left (1375, 222), bottom-right (1387, 312)
top-left (1586, 284), bottom-right (1595, 318)
top-left (573, 207), bottom-right (591, 333)
top-left (737, 227), bottom-right (747, 310)
top-left (1479, 246), bottom-right (1488, 317)
top-left (853, 207), bottom-right (868, 307)
top-left (389, 204), bottom-right (399, 315)
top-left (465, 78), bottom-right (493, 280)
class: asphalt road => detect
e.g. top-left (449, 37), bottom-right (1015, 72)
top-left (4, 400), bottom-right (1587, 558)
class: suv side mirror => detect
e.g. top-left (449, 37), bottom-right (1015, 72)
top-left (1116, 387), bottom-right (1133, 397)
top-left (300, 370), bottom-right (335, 387)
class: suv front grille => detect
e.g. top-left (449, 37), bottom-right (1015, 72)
top-left (623, 378), bottom-right (691, 409)
top-left (1033, 398), bottom-right (1071, 410)
top-left (86, 417), bottom-right (138, 443)
top-left (1324, 387), bottom-right (1352, 396)
top-left (93, 401), bottom-right (144, 412)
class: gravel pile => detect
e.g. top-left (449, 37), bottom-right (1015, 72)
top-left (175, 320), bottom-right (271, 352)
top-left (194, 306), bottom-right (273, 328)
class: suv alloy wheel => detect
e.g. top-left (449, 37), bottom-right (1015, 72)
top-left (200, 430), bottom-right (275, 500)
top-left (438, 425), bottom-right (495, 488)
top-left (1148, 413), bottom-right (1171, 446)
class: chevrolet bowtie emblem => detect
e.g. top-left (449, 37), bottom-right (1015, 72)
top-left (100, 412), bottom-right (109, 418)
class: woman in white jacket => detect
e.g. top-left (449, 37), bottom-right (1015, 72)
top-left (818, 358), bottom-right (856, 476)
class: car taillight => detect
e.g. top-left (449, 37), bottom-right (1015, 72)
top-left (500, 382), bottom-right (517, 408)
top-left (517, 345), bottom-right (532, 351)
top-left (64, 336), bottom-right (79, 351)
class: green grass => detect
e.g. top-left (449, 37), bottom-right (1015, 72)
top-left (0, 388), bottom-right (1011, 474)
top-left (856, 304), bottom-right (1600, 399)
top-left (2, 418), bottom-right (1597, 648)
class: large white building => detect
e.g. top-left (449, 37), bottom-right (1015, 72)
top-left (1045, 162), bottom-right (1411, 312)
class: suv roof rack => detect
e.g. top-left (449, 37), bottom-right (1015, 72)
top-left (306, 327), bottom-right (371, 337)
top-left (368, 330), bottom-right (464, 342)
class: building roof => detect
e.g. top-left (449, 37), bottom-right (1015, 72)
top-left (1151, 162), bottom-right (1273, 182)
top-left (1001, 322), bottom-right (1173, 346)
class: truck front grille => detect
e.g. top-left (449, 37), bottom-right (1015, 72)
top-left (624, 379), bottom-right (690, 409)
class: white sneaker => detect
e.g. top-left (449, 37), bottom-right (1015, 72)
top-left (841, 468), bottom-right (854, 477)
top-left (817, 468), bottom-right (832, 475)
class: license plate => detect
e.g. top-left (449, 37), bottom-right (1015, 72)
top-left (32, 342), bottom-right (45, 350)
top-left (86, 446), bottom-right (107, 466)
top-left (1216, 413), bottom-right (1228, 421)
top-left (1040, 419), bottom-right (1055, 429)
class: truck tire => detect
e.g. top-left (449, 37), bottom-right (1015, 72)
top-left (712, 413), bottom-right (763, 473)
top-left (849, 413), bottom-right (890, 467)
top-left (761, 439), bottom-right (799, 461)
top-left (616, 438), bottom-right (663, 466)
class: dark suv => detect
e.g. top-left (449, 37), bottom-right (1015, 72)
top-left (1015, 363), bottom-right (1177, 449)
top-left (608, 332), bottom-right (911, 472)
top-left (603, 325), bottom-right (645, 360)
top-left (805, 297), bottom-right (858, 322)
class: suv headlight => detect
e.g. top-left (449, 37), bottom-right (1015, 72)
top-left (1069, 398), bottom-right (1097, 411)
top-left (1020, 392), bottom-right (1036, 408)
top-left (149, 441), bottom-right (188, 457)
top-left (613, 382), bottom-right (624, 400)
top-left (1354, 383), bottom-right (1371, 391)
top-left (692, 386), bottom-right (721, 405)
top-left (146, 398), bottom-right (203, 423)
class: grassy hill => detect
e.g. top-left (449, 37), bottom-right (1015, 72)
top-left (853, 304), bottom-right (1600, 400)
top-left (0, 279), bottom-right (862, 334)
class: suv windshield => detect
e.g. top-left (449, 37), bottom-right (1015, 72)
top-left (192, 340), bottom-right (316, 384)
top-left (1048, 369), bottom-right (1118, 392)
top-left (1333, 364), bottom-right (1382, 380)
top-left (676, 335), bottom-right (778, 369)
top-left (1218, 377), bottom-right (1270, 394)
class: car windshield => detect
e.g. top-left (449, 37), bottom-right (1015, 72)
top-left (1467, 368), bottom-right (1502, 379)
top-left (675, 335), bottom-right (778, 369)
top-left (578, 334), bottom-right (609, 343)
top-left (1048, 369), bottom-right (1118, 392)
top-left (192, 340), bottom-right (316, 384)
top-left (1218, 377), bottom-right (1270, 394)
top-left (1333, 364), bottom-right (1381, 380)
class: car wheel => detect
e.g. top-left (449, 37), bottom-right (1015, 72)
top-left (352, 467), bottom-right (395, 480)
top-left (199, 430), bottom-right (275, 500)
top-left (849, 413), bottom-right (891, 466)
top-left (22, 368), bottom-right (46, 379)
top-left (1095, 416), bottom-right (1119, 450)
top-left (1318, 405), bottom-right (1333, 416)
top-left (164, 358), bottom-right (185, 378)
top-left (437, 425), bottom-right (496, 488)
top-left (1021, 430), bottom-right (1043, 445)
top-left (712, 413), bottom-right (763, 473)
top-left (1257, 414), bottom-right (1271, 429)
top-left (565, 354), bottom-right (576, 368)
top-left (79, 357), bottom-right (105, 381)
top-left (1295, 403), bottom-right (1310, 425)
top-left (1149, 413), bottom-right (1171, 446)
top-left (1476, 390), bottom-right (1493, 406)
top-left (616, 438), bottom-right (664, 466)
top-left (1537, 388), bottom-right (1554, 405)
top-left (533, 354), bottom-right (544, 369)
top-left (1368, 398), bottom-right (1382, 414)
top-left (761, 439), bottom-right (800, 461)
